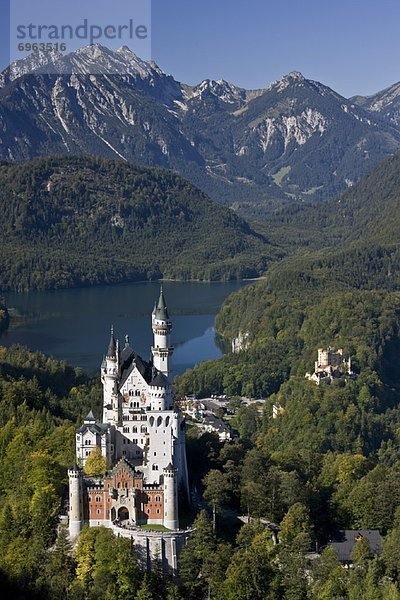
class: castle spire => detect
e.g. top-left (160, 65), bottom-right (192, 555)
top-left (154, 286), bottom-right (169, 321)
top-left (151, 287), bottom-right (173, 378)
top-left (107, 325), bottom-right (116, 358)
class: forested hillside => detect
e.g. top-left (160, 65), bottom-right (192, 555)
top-left (177, 152), bottom-right (400, 393)
top-left (256, 152), bottom-right (400, 248)
top-left (170, 153), bottom-right (400, 599)
top-left (0, 301), bottom-right (9, 334)
top-left (0, 155), bottom-right (276, 291)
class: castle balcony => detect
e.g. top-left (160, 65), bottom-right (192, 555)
top-left (109, 488), bottom-right (118, 499)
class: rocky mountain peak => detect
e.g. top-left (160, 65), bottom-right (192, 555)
top-left (284, 70), bottom-right (306, 82)
top-left (0, 44), bottom-right (164, 86)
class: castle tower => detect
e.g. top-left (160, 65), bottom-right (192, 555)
top-left (102, 326), bottom-right (119, 423)
top-left (163, 463), bottom-right (178, 530)
top-left (68, 464), bottom-right (83, 538)
top-left (152, 287), bottom-right (174, 377)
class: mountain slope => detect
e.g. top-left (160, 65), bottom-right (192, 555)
top-left (175, 153), bottom-right (400, 399)
top-left (231, 72), bottom-right (400, 199)
top-left (352, 81), bottom-right (400, 128)
top-left (1, 46), bottom-right (400, 209)
top-left (0, 155), bottom-right (276, 291)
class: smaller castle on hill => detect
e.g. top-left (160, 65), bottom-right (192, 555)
top-left (305, 347), bottom-right (354, 385)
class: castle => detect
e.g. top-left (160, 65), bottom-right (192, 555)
top-left (305, 346), bottom-right (353, 385)
top-left (68, 288), bottom-right (190, 570)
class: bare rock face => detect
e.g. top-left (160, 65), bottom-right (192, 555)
top-left (1, 46), bottom-right (400, 207)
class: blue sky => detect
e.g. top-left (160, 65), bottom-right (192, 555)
top-left (1, 0), bottom-right (400, 97)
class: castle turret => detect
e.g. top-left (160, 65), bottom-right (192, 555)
top-left (102, 326), bottom-right (119, 422)
top-left (163, 463), bottom-right (178, 530)
top-left (149, 367), bottom-right (172, 411)
top-left (68, 464), bottom-right (83, 538)
top-left (152, 288), bottom-right (174, 378)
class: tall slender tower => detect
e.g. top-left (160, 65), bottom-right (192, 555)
top-left (163, 463), bottom-right (178, 530)
top-left (68, 464), bottom-right (83, 538)
top-left (152, 287), bottom-right (174, 377)
top-left (101, 326), bottom-right (119, 423)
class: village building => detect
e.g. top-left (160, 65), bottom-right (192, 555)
top-left (326, 530), bottom-right (383, 567)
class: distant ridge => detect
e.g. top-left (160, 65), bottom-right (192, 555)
top-left (1, 45), bottom-right (400, 213)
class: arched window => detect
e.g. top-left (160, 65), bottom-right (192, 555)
top-left (156, 495), bottom-right (160, 502)
top-left (135, 390), bottom-right (140, 396)
top-left (149, 417), bottom-right (154, 427)
top-left (165, 416), bottom-right (170, 427)
top-left (157, 416), bottom-right (162, 427)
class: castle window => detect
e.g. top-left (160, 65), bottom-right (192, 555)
top-left (86, 451), bottom-right (89, 456)
top-left (152, 465), bottom-right (159, 471)
top-left (133, 427), bottom-right (137, 433)
top-left (124, 482), bottom-right (128, 489)
top-left (97, 509), bottom-right (101, 515)
top-left (154, 452), bottom-right (157, 456)
top-left (156, 496), bottom-right (160, 502)
top-left (117, 482), bottom-right (121, 489)
top-left (123, 450), bottom-right (126, 456)
top-left (165, 417), bottom-right (170, 426)
top-left (133, 438), bottom-right (138, 444)
top-left (156, 509), bottom-right (160, 514)
top-left (123, 427), bottom-right (129, 433)
top-left (96, 496), bottom-right (101, 503)
top-left (147, 509), bottom-right (150, 514)
top-left (157, 417), bottom-right (162, 427)
top-left (129, 390), bottom-right (134, 397)
top-left (135, 390), bottom-right (140, 397)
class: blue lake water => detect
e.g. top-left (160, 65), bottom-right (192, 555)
top-left (1, 281), bottom-right (246, 376)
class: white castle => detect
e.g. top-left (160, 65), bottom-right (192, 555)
top-left (68, 288), bottom-right (190, 569)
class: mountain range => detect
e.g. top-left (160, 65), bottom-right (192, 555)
top-left (2, 45), bottom-right (400, 213)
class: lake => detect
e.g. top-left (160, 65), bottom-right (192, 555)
top-left (0, 281), bottom-right (246, 376)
